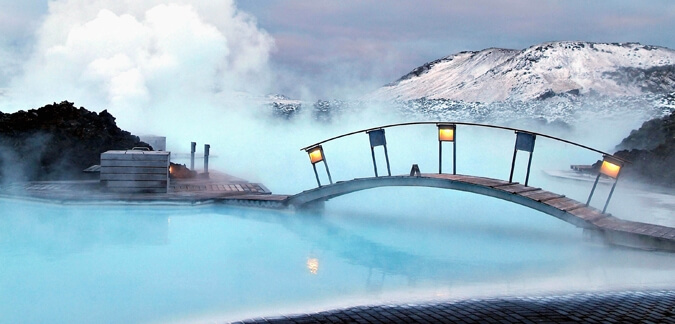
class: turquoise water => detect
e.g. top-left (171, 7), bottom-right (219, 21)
top-left (1, 188), bottom-right (674, 324)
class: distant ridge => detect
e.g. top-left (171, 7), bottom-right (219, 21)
top-left (368, 41), bottom-right (675, 102)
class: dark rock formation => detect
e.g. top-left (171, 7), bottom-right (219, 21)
top-left (169, 162), bottom-right (196, 179)
top-left (612, 111), bottom-right (675, 188)
top-left (0, 101), bottom-right (150, 181)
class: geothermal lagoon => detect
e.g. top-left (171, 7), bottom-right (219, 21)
top-left (1, 124), bottom-right (674, 324)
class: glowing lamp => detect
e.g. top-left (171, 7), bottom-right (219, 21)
top-left (599, 157), bottom-right (622, 179)
top-left (438, 124), bottom-right (456, 142)
top-left (307, 146), bottom-right (324, 164)
top-left (437, 123), bottom-right (457, 174)
top-left (305, 145), bottom-right (333, 186)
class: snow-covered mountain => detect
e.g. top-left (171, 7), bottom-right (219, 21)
top-left (368, 41), bottom-right (675, 102)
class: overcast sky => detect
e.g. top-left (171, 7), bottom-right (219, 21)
top-left (1, 0), bottom-right (674, 101)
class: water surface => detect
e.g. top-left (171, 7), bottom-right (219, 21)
top-left (1, 188), bottom-right (674, 324)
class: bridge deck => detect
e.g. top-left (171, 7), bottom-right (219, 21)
top-left (2, 172), bottom-right (674, 251)
top-left (286, 173), bottom-right (675, 252)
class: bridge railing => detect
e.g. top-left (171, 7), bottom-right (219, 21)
top-left (300, 122), bottom-right (629, 213)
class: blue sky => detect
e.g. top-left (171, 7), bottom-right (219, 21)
top-left (1, 0), bottom-right (674, 100)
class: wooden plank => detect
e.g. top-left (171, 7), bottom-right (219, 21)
top-left (105, 180), bottom-right (167, 188)
top-left (569, 208), bottom-right (607, 222)
top-left (518, 189), bottom-right (544, 198)
top-left (423, 173), bottom-right (463, 181)
top-left (457, 176), bottom-right (511, 187)
top-left (107, 187), bottom-right (167, 193)
top-left (101, 160), bottom-right (169, 167)
top-left (495, 183), bottom-right (541, 194)
top-left (592, 216), bottom-right (623, 229)
top-left (544, 197), bottom-right (586, 211)
top-left (100, 173), bottom-right (168, 181)
top-left (520, 190), bottom-right (564, 202)
top-left (100, 167), bottom-right (168, 174)
top-left (226, 194), bottom-right (288, 201)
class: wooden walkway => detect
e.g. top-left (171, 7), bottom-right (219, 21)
top-left (0, 171), bottom-right (278, 205)
top-left (287, 173), bottom-right (675, 252)
top-left (1, 172), bottom-right (674, 252)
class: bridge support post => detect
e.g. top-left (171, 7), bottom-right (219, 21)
top-left (367, 129), bottom-right (390, 177)
top-left (603, 179), bottom-right (619, 214)
top-left (586, 173), bottom-right (601, 206)
top-left (383, 144), bottom-right (391, 176)
top-left (509, 132), bottom-right (536, 185)
top-left (525, 148), bottom-right (534, 186)
top-left (439, 141), bottom-right (443, 174)
top-left (509, 149), bottom-right (518, 183)
top-left (312, 164), bottom-right (322, 187)
top-left (370, 146), bottom-right (379, 177)
top-left (587, 155), bottom-right (624, 213)
top-left (453, 137), bottom-right (456, 175)
top-left (437, 123), bottom-right (456, 175)
top-left (324, 159), bottom-right (334, 185)
top-left (306, 145), bottom-right (333, 187)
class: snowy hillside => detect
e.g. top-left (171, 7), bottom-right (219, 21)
top-left (368, 42), bottom-right (675, 102)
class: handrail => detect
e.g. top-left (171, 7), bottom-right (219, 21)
top-left (300, 121), bottom-right (630, 163)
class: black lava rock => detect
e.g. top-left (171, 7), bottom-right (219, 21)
top-left (0, 101), bottom-right (150, 181)
top-left (613, 110), bottom-right (675, 188)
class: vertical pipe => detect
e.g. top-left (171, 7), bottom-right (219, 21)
top-left (509, 149), bottom-right (518, 183)
top-left (371, 146), bottom-right (379, 177)
top-left (438, 141), bottom-right (442, 174)
top-left (602, 179), bottom-right (618, 214)
top-left (452, 140), bottom-right (457, 175)
top-left (204, 144), bottom-right (210, 178)
top-left (323, 161), bottom-right (333, 184)
top-left (586, 173), bottom-right (601, 206)
top-left (312, 164), bottom-right (321, 187)
top-left (525, 151), bottom-right (534, 186)
top-left (190, 142), bottom-right (196, 170)
top-left (602, 168), bottom-right (622, 213)
top-left (383, 144), bottom-right (391, 176)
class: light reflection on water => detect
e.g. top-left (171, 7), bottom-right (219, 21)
top-left (0, 188), bottom-right (674, 324)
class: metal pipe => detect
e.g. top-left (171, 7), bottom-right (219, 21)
top-left (586, 173), bottom-right (601, 206)
top-left (324, 161), bottom-right (333, 185)
top-left (603, 179), bottom-right (618, 213)
top-left (452, 137), bottom-right (457, 175)
top-left (525, 152), bottom-right (534, 186)
top-left (312, 163), bottom-right (321, 187)
top-left (204, 144), bottom-right (210, 178)
top-left (438, 141), bottom-right (443, 174)
top-left (602, 168), bottom-right (622, 213)
top-left (509, 149), bottom-right (517, 183)
top-left (190, 142), bottom-right (196, 170)
top-left (383, 144), bottom-right (391, 176)
top-left (371, 146), bottom-right (379, 177)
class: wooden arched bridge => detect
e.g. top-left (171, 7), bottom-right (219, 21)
top-left (4, 121), bottom-right (673, 252)
top-left (225, 122), bottom-right (675, 252)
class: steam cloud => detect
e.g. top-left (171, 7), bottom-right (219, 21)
top-left (1, 0), bottom-right (274, 133)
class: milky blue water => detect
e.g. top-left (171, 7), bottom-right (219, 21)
top-left (1, 187), bottom-right (674, 324)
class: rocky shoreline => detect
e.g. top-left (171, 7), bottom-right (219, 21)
top-left (0, 101), bottom-right (149, 182)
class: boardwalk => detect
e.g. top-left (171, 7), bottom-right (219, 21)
top-left (286, 173), bottom-right (675, 252)
top-left (0, 171), bottom-right (274, 204)
top-left (233, 290), bottom-right (675, 324)
top-left (3, 171), bottom-right (673, 251)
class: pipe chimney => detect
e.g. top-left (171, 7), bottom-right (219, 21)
top-left (190, 142), bottom-right (196, 170)
top-left (204, 144), bottom-right (210, 178)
